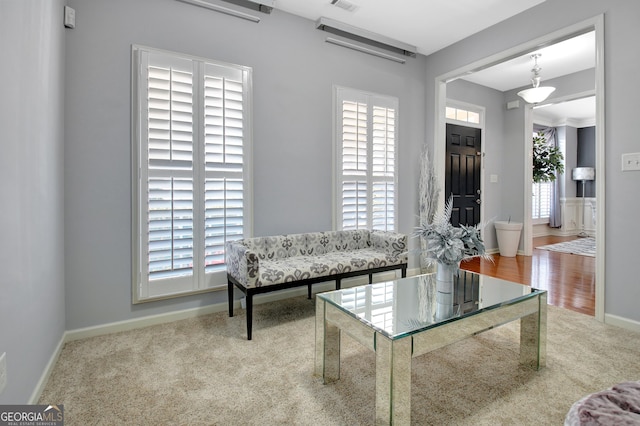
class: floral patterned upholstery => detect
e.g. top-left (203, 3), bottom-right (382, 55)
top-left (226, 230), bottom-right (407, 289)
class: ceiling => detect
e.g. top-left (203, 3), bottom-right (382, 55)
top-left (274, 0), bottom-right (547, 56)
top-left (272, 0), bottom-right (596, 123)
top-left (532, 96), bottom-right (596, 126)
top-left (461, 31), bottom-right (595, 92)
top-left (461, 31), bottom-right (596, 125)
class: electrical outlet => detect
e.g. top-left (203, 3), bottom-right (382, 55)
top-left (622, 152), bottom-right (640, 171)
top-left (0, 352), bottom-right (7, 394)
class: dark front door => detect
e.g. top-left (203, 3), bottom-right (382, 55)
top-left (445, 123), bottom-right (481, 227)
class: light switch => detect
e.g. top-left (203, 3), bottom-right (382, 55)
top-left (490, 174), bottom-right (498, 183)
top-left (64, 6), bottom-right (75, 29)
top-left (621, 152), bottom-right (640, 171)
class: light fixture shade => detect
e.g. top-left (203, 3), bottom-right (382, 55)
top-left (572, 167), bottom-right (595, 181)
top-left (517, 86), bottom-right (556, 104)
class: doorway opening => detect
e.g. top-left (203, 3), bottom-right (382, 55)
top-left (433, 16), bottom-right (605, 321)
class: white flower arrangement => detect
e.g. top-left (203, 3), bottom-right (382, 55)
top-left (415, 195), bottom-right (489, 268)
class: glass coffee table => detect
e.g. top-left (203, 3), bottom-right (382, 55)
top-left (314, 271), bottom-right (547, 425)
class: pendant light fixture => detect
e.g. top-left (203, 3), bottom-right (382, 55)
top-left (517, 54), bottom-right (556, 104)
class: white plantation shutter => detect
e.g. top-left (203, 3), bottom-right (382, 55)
top-left (147, 177), bottom-right (194, 280)
top-left (372, 106), bottom-right (395, 230)
top-left (145, 56), bottom-right (195, 283)
top-left (341, 99), bottom-right (368, 230)
top-left (342, 181), bottom-right (368, 230)
top-left (532, 181), bottom-right (552, 220)
top-left (133, 46), bottom-right (252, 302)
top-left (203, 64), bottom-right (246, 274)
top-left (336, 88), bottom-right (398, 231)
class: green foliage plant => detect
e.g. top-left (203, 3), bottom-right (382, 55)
top-left (533, 131), bottom-right (564, 183)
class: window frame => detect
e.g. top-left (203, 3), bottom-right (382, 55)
top-left (333, 86), bottom-right (398, 232)
top-left (131, 45), bottom-right (253, 303)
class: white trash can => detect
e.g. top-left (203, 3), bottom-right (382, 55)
top-left (494, 221), bottom-right (523, 257)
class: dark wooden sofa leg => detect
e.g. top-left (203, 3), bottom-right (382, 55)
top-left (246, 292), bottom-right (253, 340)
top-left (402, 266), bottom-right (407, 278)
top-left (228, 279), bottom-right (234, 317)
top-left (307, 284), bottom-right (312, 299)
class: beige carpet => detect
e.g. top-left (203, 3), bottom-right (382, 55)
top-left (40, 296), bottom-right (640, 425)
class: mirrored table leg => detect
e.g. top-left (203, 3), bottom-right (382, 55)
top-left (375, 335), bottom-right (412, 425)
top-left (315, 297), bottom-right (341, 383)
top-left (520, 292), bottom-right (547, 370)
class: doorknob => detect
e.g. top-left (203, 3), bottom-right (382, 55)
top-left (476, 199), bottom-right (482, 205)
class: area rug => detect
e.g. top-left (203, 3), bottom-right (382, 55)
top-left (536, 237), bottom-right (596, 257)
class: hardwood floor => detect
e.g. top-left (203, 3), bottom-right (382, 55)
top-left (461, 235), bottom-right (595, 316)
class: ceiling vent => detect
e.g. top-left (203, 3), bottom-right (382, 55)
top-left (316, 17), bottom-right (417, 59)
top-left (220, 0), bottom-right (274, 14)
top-left (176, 0), bottom-right (273, 23)
top-left (331, 0), bottom-right (359, 13)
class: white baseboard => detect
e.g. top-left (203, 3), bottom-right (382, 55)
top-left (65, 303), bottom-right (230, 342)
top-left (604, 313), bottom-right (640, 333)
top-left (484, 248), bottom-right (524, 257)
top-left (31, 271), bottom-right (404, 404)
top-left (29, 334), bottom-right (65, 404)
top-left (65, 270), bottom-right (405, 342)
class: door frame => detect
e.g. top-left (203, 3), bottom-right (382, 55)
top-left (433, 15), bottom-right (606, 322)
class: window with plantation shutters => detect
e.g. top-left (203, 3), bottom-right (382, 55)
top-left (132, 46), bottom-right (252, 303)
top-left (335, 87), bottom-right (398, 231)
top-left (531, 132), bottom-right (552, 222)
top-left (532, 181), bottom-right (552, 220)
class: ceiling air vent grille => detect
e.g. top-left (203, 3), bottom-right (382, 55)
top-left (331, 0), bottom-right (359, 13)
top-left (316, 17), bottom-right (417, 59)
top-left (221, 0), bottom-right (274, 14)
top-left (176, 0), bottom-right (273, 22)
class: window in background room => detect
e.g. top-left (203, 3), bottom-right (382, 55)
top-left (132, 45), bottom-right (252, 303)
top-left (532, 181), bottom-right (552, 220)
top-left (531, 130), bottom-right (552, 222)
top-left (335, 87), bottom-right (398, 231)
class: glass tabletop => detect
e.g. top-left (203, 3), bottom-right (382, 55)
top-left (318, 271), bottom-right (545, 340)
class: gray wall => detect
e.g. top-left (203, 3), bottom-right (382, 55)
top-left (577, 127), bottom-right (596, 197)
top-left (0, 0), bottom-right (66, 403)
top-left (63, 0), bottom-right (427, 330)
top-left (557, 126), bottom-right (579, 199)
top-left (425, 0), bottom-right (640, 322)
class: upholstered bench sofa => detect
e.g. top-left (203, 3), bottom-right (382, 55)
top-left (226, 229), bottom-right (408, 339)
